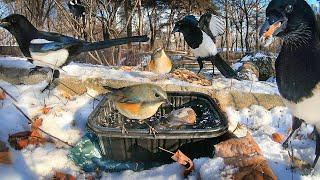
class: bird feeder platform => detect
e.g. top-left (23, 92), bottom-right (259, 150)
top-left (87, 91), bottom-right (228, 164)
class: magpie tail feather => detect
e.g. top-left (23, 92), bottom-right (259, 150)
top-left (212, 54), bottom-right (241, 80)
top-left (79, 35), bottom-right (149, 53)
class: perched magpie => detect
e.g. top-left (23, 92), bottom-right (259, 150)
top-left (260, 0), bottom-right (320, 168)
top-left (68, 0), bottom-right (85, 19)
top-left (172, 14), bottom-right (239, 79)
top-left (0, 14), bottom-right (149, 91)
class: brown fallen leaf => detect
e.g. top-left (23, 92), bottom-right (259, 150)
top-left (0, 140), bottom-right (12, 164)
top-left (0, 90), bottom-right (6, 100)
top-left (42, 105), bottom-right (52, 114)
top-left (171, 150), bottom-right (194, 176)
top-left (53, 171), bottom-right (76, 180)
top-left (272, 132), bottom-right (285, 144)
top-left (9, 118), bottom-right (47, 150)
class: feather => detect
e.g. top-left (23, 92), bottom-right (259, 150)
top-left (199, 13), bottom-right (225, 42)
top-left (212, 54), bottom-right (240, 80)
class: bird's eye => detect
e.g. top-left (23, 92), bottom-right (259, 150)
top-left (285, 5), bottom-right (293, 14)
top-left (155, 93), bottom-right (160, 98)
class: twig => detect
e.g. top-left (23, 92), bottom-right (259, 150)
top-left (12, 103), bottom-right (74, 148)
top-left (58, 81), bottom-right (100, 102)
top-left (158, 147), bottom-right (175, 155)
top-left (0, 86), bottom-right (18, 102)
top-left (2, 89), bottom-right (74, 148)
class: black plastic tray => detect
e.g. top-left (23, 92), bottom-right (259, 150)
top-left (87, 91), bottom-right (229, 162)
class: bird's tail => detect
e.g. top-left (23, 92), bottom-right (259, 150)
top-left (79, 35), bottom-right (149, 53)
top-left (213, 54), bottom-right (241, 80)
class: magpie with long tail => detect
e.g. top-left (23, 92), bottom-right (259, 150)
top-left (260, 0), bottom-right (320, 169)
top-left (0, 14), bottom-right (149, 91)
top-left (172, 14), bottom-right (239, 79)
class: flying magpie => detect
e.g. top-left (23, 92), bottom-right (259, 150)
top-left (0, 14), bottom-right (149, 91)
top-left (172, 14), bottom-right (239, 79)
top-left (260, 0), bottom-right (320, 168)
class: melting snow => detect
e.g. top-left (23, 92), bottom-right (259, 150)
top-left (0, 56), bottom-right (319, 179)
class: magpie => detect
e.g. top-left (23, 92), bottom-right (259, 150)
top-left (67, 0), bottom-right (85, 19)
top-left (172, 14), bottom-right (239, 79)
top-left (260, 0), bottom-right (320, 168)
top-left (0, 14), bottom-right (149, 91)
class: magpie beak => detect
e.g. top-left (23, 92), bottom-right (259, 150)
top-left (259, 15), bottom-right (288, 39)
top-left (0, 19), bottom-right (10, 27)
top-left (172, 25), bottom-right (180, 33)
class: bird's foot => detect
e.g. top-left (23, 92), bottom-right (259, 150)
top-left (282, 139), bottom-right (290, 149)
top-left (41, 82), bottom-right (54, 93)
top-left (145, 122), bottom-right (158, 137)
top-left (121, 124), bottom-right (128, 134)
top-left (28, 66), bottom-right (43, 76)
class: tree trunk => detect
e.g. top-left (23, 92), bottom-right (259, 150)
top-left (225, 0), bottom-right (229, 60)
top-left (125, 0), bottom-right (133, 49)
top-left (138, 0), bottom-right (143, 50)
top-left (255, 1), bottom-right (259, 52)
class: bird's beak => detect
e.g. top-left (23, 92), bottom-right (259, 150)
top-left (172, 25), bottom-right (180, 34)
top-left (259, 16), bottom-right (287, 47)
top-left (0, 19), bottom-right (10, 27)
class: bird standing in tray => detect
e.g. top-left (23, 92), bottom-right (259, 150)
top-left (146, 48), bottom-right (173, 74)
top-left (0, 14), bottom-right (149, 92)
top-left (105, 84), bottom-right (169, 135)
top-left (172, 14), bottom-right (239, 79)
top-left (260, 0), bottom-right (320, 169)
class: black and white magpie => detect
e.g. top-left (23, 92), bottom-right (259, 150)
top-left (0, 14), bottom-right (149, 91)
top-left (260, 0), bottom-right (320, 168)
top-left (172, 14), bottom-right (239, 79)
top-left (67, 0), bottom-right (85, 19)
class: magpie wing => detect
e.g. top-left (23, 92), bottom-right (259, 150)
top-left (29, 40), bottom-right (80, 53)
top-left (199, 13), bottom-right (225, 42)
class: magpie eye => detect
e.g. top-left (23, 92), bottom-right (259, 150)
top-left (285, 5), bottom-right (293, 14)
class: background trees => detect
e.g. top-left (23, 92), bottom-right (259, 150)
top-left (0, 0), bottom-right (318, 65)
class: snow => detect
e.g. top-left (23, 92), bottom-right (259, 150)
top-left (0, 56), bottom-right (319, 179)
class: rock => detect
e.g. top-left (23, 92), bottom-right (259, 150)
top-left (238, 54), bottom-right (276, 81)
top-left (239, 62), bottom-right (259, 81)
top-left (165, 108), bottom-right (197, 127)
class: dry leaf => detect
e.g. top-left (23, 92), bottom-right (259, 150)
top-left (272, 133), bottom-right (285, 144)
top-left (171, 69), bottom-right (211, 86)
top-left (53, 171), bottom-right (76, 180)
top-left (171, 150), bottom-right (194, 176)
top-left (214, 134), bottom-right (277, 180)
top-left (9, 119), bottom-right (47, 150)
top-left (42, 105), bottom-right (52, 114)
top-left (0, 140), bottom-right (12, 164)
top-left (8, 131), bottom-right (32, 150)
top-left (0, 90), bottom-right (6, 100)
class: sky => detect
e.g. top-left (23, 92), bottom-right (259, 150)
top-left (308, 0), bottom-right (320, 7)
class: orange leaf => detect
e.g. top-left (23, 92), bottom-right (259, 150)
top-left (0, 90), bottom-right (6, 100)
top-left (32, 118), bottom-right (43, 130)
top-left (42, 105), bottom-right (52, 114)
top-left (272, 133), bottom-right (285, 144)
top-left (17, 139), bottom-right (30, 149)
top-left (53, 171), bottom-right (76, 180)
top-left (0, 140), bottom-right (12, 164)
top-left (171, 150), bottom-right (194, 176)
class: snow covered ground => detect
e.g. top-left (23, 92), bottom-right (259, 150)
top-left (0, 57), bottom-right (319, 179)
